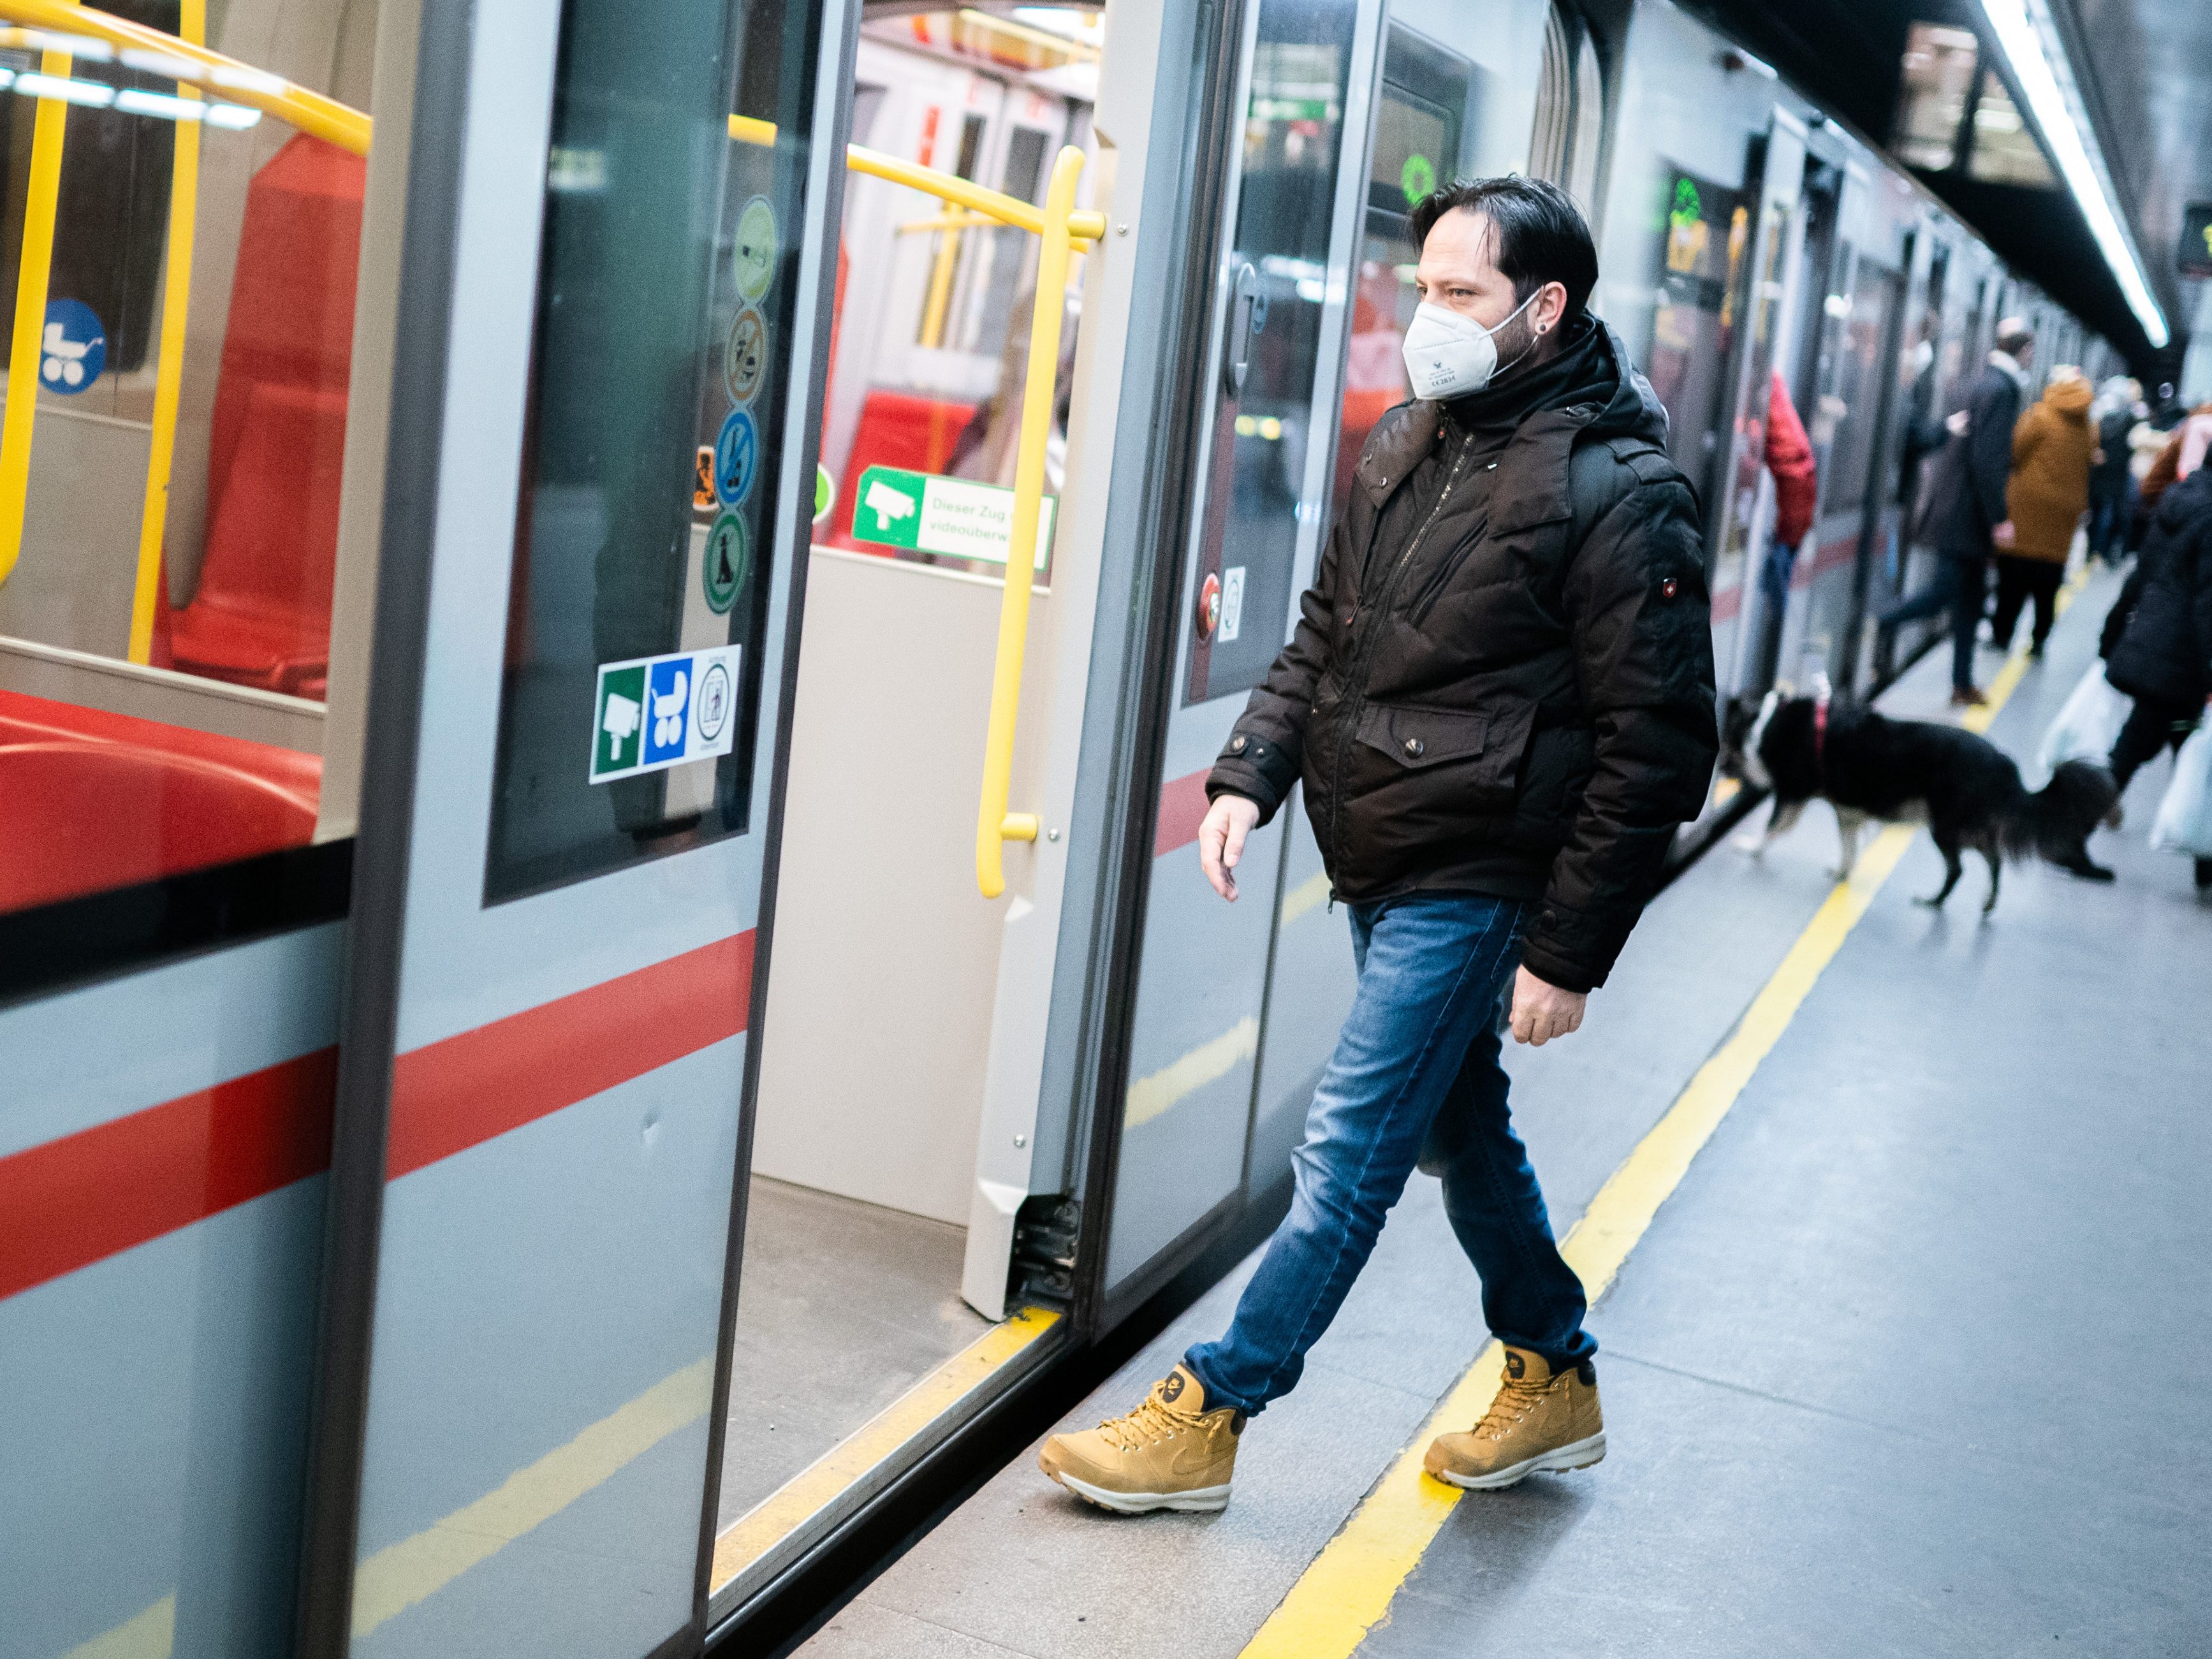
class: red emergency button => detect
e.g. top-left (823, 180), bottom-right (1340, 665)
top-left (1198, 572), bottom-right (1222, 639)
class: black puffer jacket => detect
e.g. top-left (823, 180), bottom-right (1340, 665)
top-left (1206, 318), bottom-right (1717, 993)
top-left (2106, 465), bottom-right (2212, 706)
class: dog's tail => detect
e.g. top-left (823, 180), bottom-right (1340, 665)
top-left (2003, 759), bottom-right (2120, 864)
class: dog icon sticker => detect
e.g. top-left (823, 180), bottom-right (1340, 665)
top-left (733, 196), bottom-right (778, 302)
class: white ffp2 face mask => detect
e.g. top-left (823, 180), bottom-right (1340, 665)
top-left (1400, 291), bottom-right (1541, 400)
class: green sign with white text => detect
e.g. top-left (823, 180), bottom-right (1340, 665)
top-left (850, 465), bottom-right (1054, 570)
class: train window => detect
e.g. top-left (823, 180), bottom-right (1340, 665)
top-left (1822, 264), bottom-right (1903, 517)
top-left (0, 11), bottom-right (372, 933)
top-left (481, 0), bottom-right (824, 902)
top-left (1644, 161), bottom-right (1755, 521)
top-left (1182, 0), bottom-right (1360, 705)
top-left (811, 10), bottom-right (1095, 579)
top-left (1332, 26), bottom-right (1484, 527)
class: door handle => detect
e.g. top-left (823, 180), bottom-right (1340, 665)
top-left (1222, 263), bottom-right (1265, 397)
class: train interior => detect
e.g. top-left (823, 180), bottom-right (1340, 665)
top-left (0, 0), bottom-right (2154, 1651)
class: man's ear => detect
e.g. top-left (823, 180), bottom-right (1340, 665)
top-left (1533, 281), bottom-right (1570, 337)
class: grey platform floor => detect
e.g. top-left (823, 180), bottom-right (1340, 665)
top-left (719, 1178), bottom-right (988, 1526)
top-left (801, 562), bottom-right (2211, 1656)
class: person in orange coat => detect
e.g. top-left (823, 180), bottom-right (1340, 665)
top-left (1755, 370), bottom-right (1817, 685)
top-left (1992, 370), bottom-right (2093, 657)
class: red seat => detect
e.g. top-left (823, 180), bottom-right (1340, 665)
top-left (826, 389), bottom-right (978, 550)
top-left (166, 135), bottom-right (363, 698)
top-left (0, 690), bottom-right (320, 911)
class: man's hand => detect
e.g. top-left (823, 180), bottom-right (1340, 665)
top-left (1199, 793), bottom-right (1262, 901)
top-left (1510, 965), bottom-right (1586, 1046)
top-left (1993, 519), bottom-right (2017, 551)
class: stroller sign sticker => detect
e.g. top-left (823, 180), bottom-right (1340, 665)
top-left (590, 646), bottom-right (743, 782)
top-left (41, 300), bottom-right (105, 394)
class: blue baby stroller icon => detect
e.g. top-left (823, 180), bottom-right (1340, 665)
top-left (41, 300), bottom-right (106, 395)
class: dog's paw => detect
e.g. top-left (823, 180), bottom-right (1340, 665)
top-left (1731, 831), bottom-right (1767, 856)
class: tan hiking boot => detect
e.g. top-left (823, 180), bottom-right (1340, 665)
top-left (1423, 1346), bottom-right (1605, 1491)
top-left (1037, 1363), bottom-right (1242, 1514)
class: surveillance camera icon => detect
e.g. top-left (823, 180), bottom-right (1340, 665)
top-left (603, 690), bottom-right (641, 751)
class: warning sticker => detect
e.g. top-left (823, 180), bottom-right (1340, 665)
top-left (694, 446), bottom-right (716, 512)
top-left (734, 196), bottom-right (778, 303)
top-left (724, 306), bottom-right (768, 405)
top-left (703, 512), bottom-right (747, 614)
top-left (849, 465), bottom-right (1053, 570)
top-left (714, 408), bottom-right (759, 508)
top-left (590, 645), bottom-right (742, 784)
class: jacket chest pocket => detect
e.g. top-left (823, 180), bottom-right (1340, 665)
top-left (1350, 700), bottom-right (1535, 815)
top-left (1402, 515), bottom-right (1491, 625)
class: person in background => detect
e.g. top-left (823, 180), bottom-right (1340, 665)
top-left (1754, 369), bottom-right (1817, 689)
top-left (1880, 318), bottom-right (2036, 706)
top-left (1991, 368), bottom-right (2093, 658)
top-left (2087, 376), bottom-right (2141, 565)
top-left (2103, 409), bottom-right (2212, 893)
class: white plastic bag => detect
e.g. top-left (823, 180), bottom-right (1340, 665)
top-left (2148, 723), bottom-right (2212, 856)
top-left (2038, 663), bottom-right (2132, 772)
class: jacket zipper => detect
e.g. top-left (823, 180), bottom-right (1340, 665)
top-left (1326, 429), bottom-right (1474, 875)
top-left (1405, 511), bottom-right (1490, 626)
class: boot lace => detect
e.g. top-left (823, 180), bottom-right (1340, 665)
top-left (1097, 1394), bottom-right (1192, 1451)
top-left (1472, 1374), bottom-right (1549, 1442)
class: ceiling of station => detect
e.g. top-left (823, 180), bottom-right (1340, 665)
top-left (2058, 0), bottom-right (2212, 342)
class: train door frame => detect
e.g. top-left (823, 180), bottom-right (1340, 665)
top-left (1838, 224), bottom-right (1919, 692)
top-left (293, 1), bottom-right (858, 1653)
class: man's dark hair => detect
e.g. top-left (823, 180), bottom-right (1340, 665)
top-left (1408, 175), bottom-right (1599, 321)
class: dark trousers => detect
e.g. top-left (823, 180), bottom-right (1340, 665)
top-left (1882, 551), bottom-right (1986, 690)
top-left (2087, 478), bottom-right (2132, 562)
top-left (2109, 695), bottom-right (2199, 791)
top-left (1991, 556), bottom-right (2065, 654)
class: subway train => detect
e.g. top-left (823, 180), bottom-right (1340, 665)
top-left (0, 0), bottom-right (2119, 1655)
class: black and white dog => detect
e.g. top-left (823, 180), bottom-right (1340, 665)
top-left (1723, 689), bottom-right (2118, 912)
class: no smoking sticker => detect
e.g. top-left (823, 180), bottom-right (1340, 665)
top-left (734, 196), bottom-right (778, 302)
top-left (724, 307), bottom-right (768, 405)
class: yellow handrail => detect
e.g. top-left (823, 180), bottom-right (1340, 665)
top-left (127, 0), bottom-right (202, 662)
top-left (974, 144), bottom-right (1083, 899)
top-left (0, 4), bottom-right (77, 590)
top-left (0, 0), bottom-right (369, 154)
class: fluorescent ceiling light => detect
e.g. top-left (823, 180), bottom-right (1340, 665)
top-left (1, 69), bottom-right (260, 129)
top-left (1976, 0), bottom-right (2167, 349)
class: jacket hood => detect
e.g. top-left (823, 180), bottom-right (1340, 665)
top-left (2042, 375), bottom-right (2093, 418)
top-left (1356, 319), bottom-right (1669, 507)
top-left (2152, 452), bottom-right (2212, 532)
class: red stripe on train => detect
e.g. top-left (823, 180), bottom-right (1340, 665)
top-left (386, 930), bottom-right (754, 1180)
top-left (0, 1048), bottom-right (337, 1301)
top-left (1155, 768), bottom-right (1212, 859)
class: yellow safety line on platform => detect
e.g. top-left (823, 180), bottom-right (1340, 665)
top-left (59, 1592), bottom-right (174, 1659)
top-left (710, 1306), bottom-right (1060, 1590)
top-left (0, 3), bottom-right (76, 589)
top-left (126, 0), bottom-right (201, 662)
top-left (349, 1356), bottom-right (715, 1638)
top-left (1238, 608), bottom-right (2070, 1658)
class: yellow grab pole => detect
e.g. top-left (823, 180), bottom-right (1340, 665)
top-left (128, 0), bottom-right (202, 662)
top-left (0, 4), bottom-right (77, 588)
top-left (919, 223), bottom-right (962, 349)
top-left (0, 0), bottom-right (370, 156)
top-left (975, 145), bottom-right (1083, 900)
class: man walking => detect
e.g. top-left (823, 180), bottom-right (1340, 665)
top-left (1038, 177), bottom-right (1718, 1514)
top-left (1880, 319), bottom-right (2037, 706)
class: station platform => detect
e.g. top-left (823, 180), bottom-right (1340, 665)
top-left (797, 564), bottom-right (2212, 1656)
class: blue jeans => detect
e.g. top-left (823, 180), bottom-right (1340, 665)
top-left (1880, 550), bottom-right (1986, 690)
top-left (1184, 893), bottom-right (1592, 1415)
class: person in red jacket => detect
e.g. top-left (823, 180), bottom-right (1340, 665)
top-left (1755, 370), bottom-right (1818, 686)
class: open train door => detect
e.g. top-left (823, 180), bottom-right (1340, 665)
top-left (293, 1), bottom-right (854, 1655)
